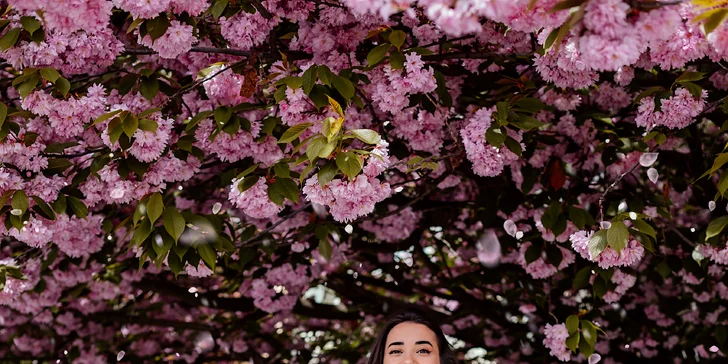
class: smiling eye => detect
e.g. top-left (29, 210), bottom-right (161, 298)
top-left (417, 348), bottom-right (432, 354)
top-left (388, 349), bottom-right (403, 355)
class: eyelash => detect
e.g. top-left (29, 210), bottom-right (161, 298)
top-left (388, 349), bottom-right (432, 355)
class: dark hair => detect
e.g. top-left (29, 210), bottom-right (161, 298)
top-left (367, 308), bottom-right (458, 364)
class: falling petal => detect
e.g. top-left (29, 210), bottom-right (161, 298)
top-left (212, 202), bottom-right (222, 214)
top-left (639, 152), bottom-right (659, 167)
top-left (588, 353), bottom-right (602, 364)
top-left (600, 221), bottom-right (612, 229)
top-left (10, 209), bottom-right (22, 216)
top-left (647, 168), bottom-right (658, 183)
top-left (345, 224), bottom-right (353, 234)
top-left (110, 188), bottom-right (125, 199)
top-left (476, 229), bottom-right (502, 268)
top-left (515, 231), bottom-right (524, 240)
top-left (629, 212), bottom-right (637, 220)
top-left (117, 351), bottom-right (125, 361)
top-left (503, 219), bottom-right (517, 237)
top-left (194, 331), bottom-right (215, 353)
top-left (710, 201), bottom-right (716, 211)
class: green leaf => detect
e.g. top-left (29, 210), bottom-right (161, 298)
top-left (607, 221), bottom-right (629, 253)
top-left (580, 320), bottom-right (598, 347)
top-left (0, 28), bottom-right (21, 51)
top-left (273, 163), bottom-right (290, 178)
top-left (675, 71), bottom-right (706, 83)
top-left (138, 107), bottom-right (162, 118)
top-left (152, 233), bottom-right (174, 257)
top-left (513, 97), bottom-right (546, 113)
top-left (588, 230), bottom-right (608, 259)
top-left (278, 122), bottom-right (313, 144)
top-left (93, 109), bottom-right (123, 126)
top-left (634, 86), bottom-right (664, 105)
top-left (309, 85), bottom-right (329, 110)
top-left (163, 207), bottom-right (185, 242)
top-left (318, 239), bottom-right (333, 261)
top-left (680, 81), bottom-right (704, 99)
top-left (235, 164), bottom-right (259, 180)
top-left (131, 219), bottom-right (152, 247)
top-left (631, 219), bottom-right (656, 239)
top-left (510, 115), bottom-right (543, 130)
top-left (271, 178), bottom-right (299, 204)
top-left (210, 0), bottom-right (229, 18)
top-left (31, 196), bottom-right (56, 220)
top-left (55, 76), bottom-right (70, 97)
top-left (302, 66), bottom-right (317, 95)
top-left (566, 332), bottom-right (579, 352)
top-left (504, 137), bottom-right (522, 157)
top-left (17, 73), bottom-right (40, 98)
top-left (138, 118), bottom-right (159, 132)
top-left (434, 71), bottom-right (452, 107)
top-left (52, 194), bottom-right (67, 215)
top-left (485, 127), bottom-right (506, 148)
top-left (167, 251), bottom-right (183, 276)
top-left (40, 67), bottom-right (60, 83)
top-left (146, 14), bottom-right (170, 41)
top-left (351, 129), bottom-right (381, 144)
top-left (705, 8), bottom-right (728, 35)
top-left (336, 151), bottom-right (363, 180)
top-left (67, 196), bottom-right (88, 218)
top-left (525, 243), bottom-right (542, 264)
top-left (306, 137), bottom-right (325, 161)
top-left (389, 30), bottom-right (406, 49)
top-left (197, 244), bottom-right (216, 271)
top-left (568, 206), bottom-right (595, 229)
top-left (566, 315), bottom-right (579, 334)
top-left (139, 77), bottom-right (159, 102)
top-left (0, 103), bottom-right (7, 130)
top-left (20, 16), bottom-right (41, 35)
top-left (214, 106), bottom-right (232, 126)
top-left (389, 50), bottom-right (405, 70)
top-left (333, 76), bottom-right (355, 100)
top-left (11, 190), bottom-right (28, 214)
top-left (122, 113), bottom-right (139, 138)
top-left (147, 193), bottom-right (164, 224)
top-left (318, 160), bottom-right (338, 186)
top-left (237, 175), bottom-right (261, 193)
top-left (549, 0), bottom-right (587, 12)
top-left (541, 201), bottom-right (562, 230)
top-left (274, 85), bottom-right (287, 103)
top-left (367, 43), bottom-right (391, 66)
top-left (706, 216), bottom-right (728, 241)
top-left (317, 66), bottom-right (334, 86)
top-left (573, 266), bottom-right (592, 290)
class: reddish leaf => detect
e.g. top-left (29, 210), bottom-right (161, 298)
top-left (549, 160), bottom-right (566, 190)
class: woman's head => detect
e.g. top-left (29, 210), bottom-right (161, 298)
top-left (367, 308), bottom-right (458, 364)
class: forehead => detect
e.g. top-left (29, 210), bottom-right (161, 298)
top-left (385, 322), bottom-right (438, 344)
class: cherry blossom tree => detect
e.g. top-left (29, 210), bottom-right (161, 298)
top-left (3, 0), bottom-right (728, 362)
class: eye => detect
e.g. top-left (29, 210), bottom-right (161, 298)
top-left (417, 348), bottom-right (432, 354)
top-left (388, 349), bottom-right (403, 355)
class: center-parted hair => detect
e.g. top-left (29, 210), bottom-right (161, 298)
top-left (366, 308), bottom-right (459, 364)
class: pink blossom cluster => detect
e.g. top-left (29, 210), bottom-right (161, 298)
top-left (591, 82), bottom-right (633, 114)
top-left (359, 206), bottom-right (420, 242)
top-left (195, 118), bottom-right (283, 166)
top-left (538, 88), bottom-right (581, 111)
top-left (3, 27), bottom-right (123, 76)
top-left (533, 35), bottom-right (599, 89)
top-left (138, 20), bottom-right (196, 59)
top-left (8, 0), bottom-right (112, 34)
top-left (220, 11), bottom-right (277, 50)
top-left (603, 269), bottom-right (637, 303)
top-left (543, 323), bottom-right (571, 362)
top-left (460, 107), bottom-right (522, 177)
top-left (510, 241), bottom-right (575, 279)
top-left (113, 0), bottom-right (208, 19)
top-left (635, 88), bottom-right (707, 130)
top-left (570, 230), bottom-right (645, 269)
top-left (9, 214), bottom-right (104, 257)
top-left (22, 84), bottom-right (107, 138)
top-left (303, 174), bottom-right (391, 223)
top-left (228, 178), bottom-right (283, 220)
top-left (246, 263), bottom-right (312, 313)
top-left (202, 67), bottom-right (254, 106)
top-left (0, 133), bottom-right (48, 172)
top-left (369, 54), bottom-right (437, 114)
top-left (390, 108), bottom-right (446, 154)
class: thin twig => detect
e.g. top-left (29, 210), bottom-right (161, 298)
top-left (237, 202), bottom-right (313, 247)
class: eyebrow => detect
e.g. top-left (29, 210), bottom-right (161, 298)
top-left (387, 341), bottom-right (434, 348)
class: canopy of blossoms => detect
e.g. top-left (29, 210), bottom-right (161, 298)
top-left (2, 0), bottom-right (728, 362)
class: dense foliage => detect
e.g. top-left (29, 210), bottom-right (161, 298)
top-left (4, 0), bottom-right (728, 362)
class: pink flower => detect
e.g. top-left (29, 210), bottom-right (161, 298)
top-left (138, 20), bottom-right (195, 59)
top-left (229, 178), bottom-right (283, 220)
top-left (635, 88), bottom-right (707, 130)
top-left (570, 230), bottom-right (645, 269)
top-left (460, 107), bottom-right (522, 177)
top-left (303, 174), bottom-right (391, 223)
top-left (543, 323), bottom-right (571, 362)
